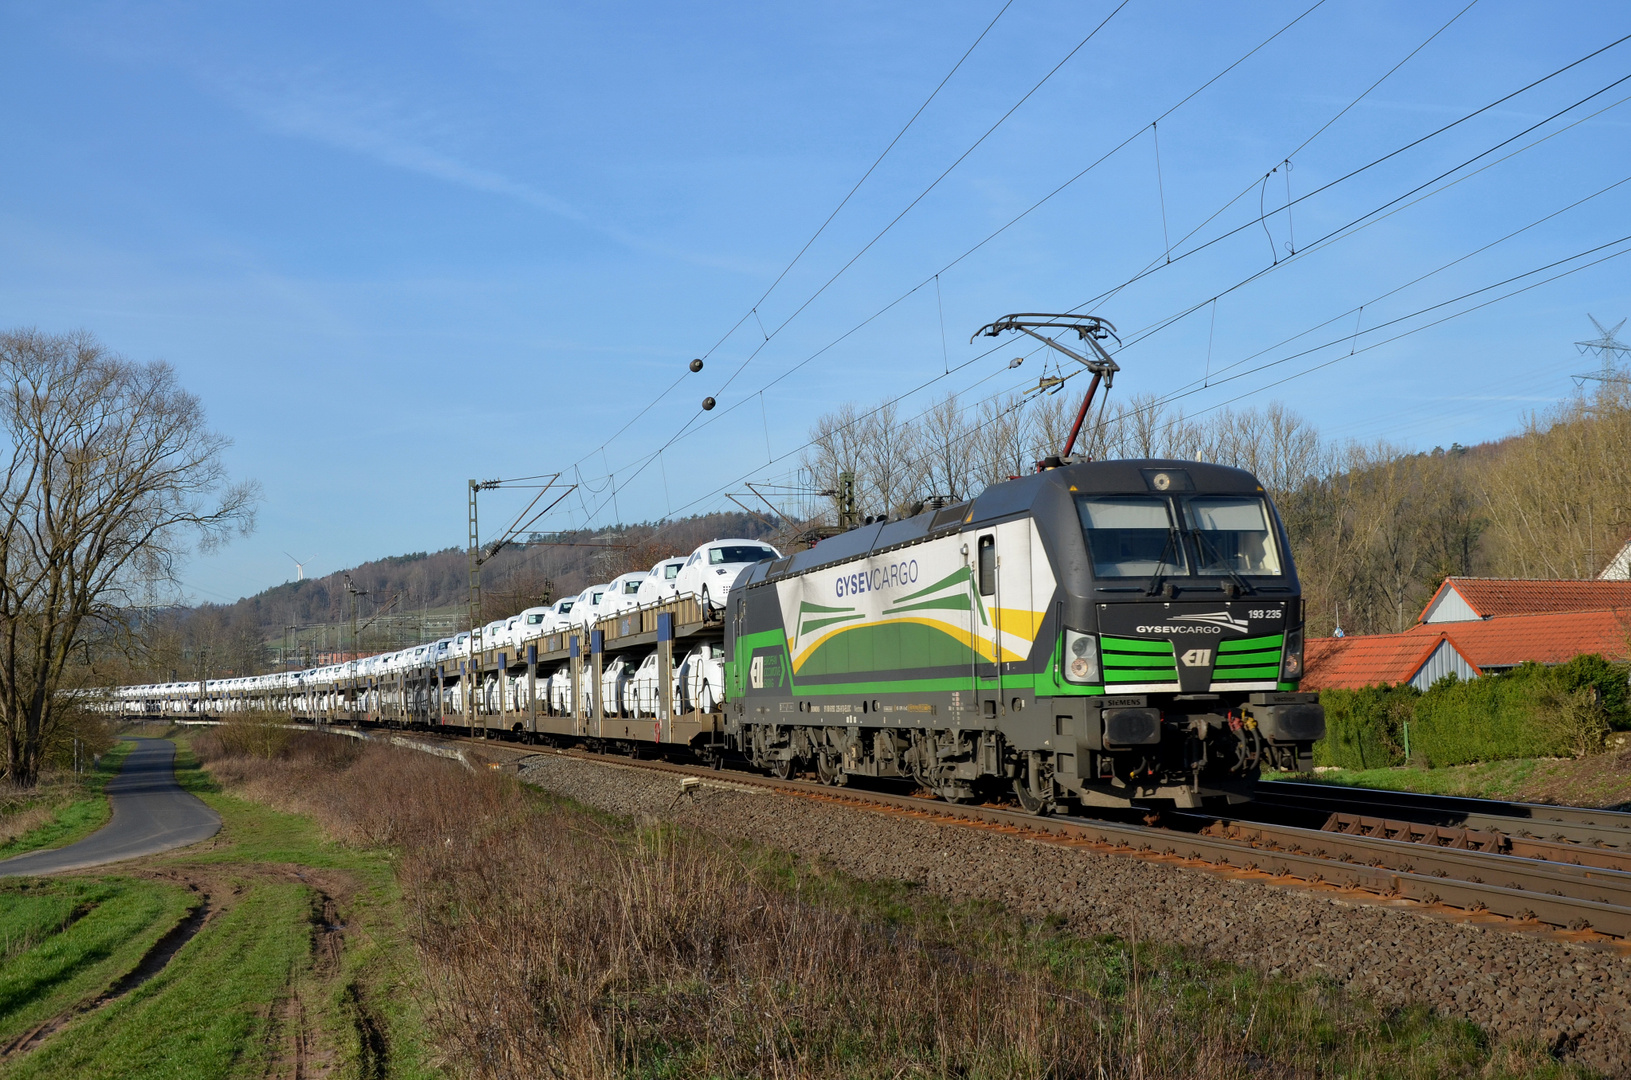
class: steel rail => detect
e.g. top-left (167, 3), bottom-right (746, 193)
top-left (1309, 810), bottom-right (1631, 874)
top-left (1258, 780), bottom-right (1631, 848)
top-left (1176, 812), bottom-right (1631, 909)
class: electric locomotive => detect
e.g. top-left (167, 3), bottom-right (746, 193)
top-left (721, 456), bottom-right (1325, 811)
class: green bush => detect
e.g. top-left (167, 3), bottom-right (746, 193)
top-left (1408, 667), bottom-right (1562, 766)
top-left (1310, 685), bottom-right (1413, 770)
top-left (1313, 653), bottom-right (1629, 769)
top-left (1552, 653), bottom-right (1630, 730)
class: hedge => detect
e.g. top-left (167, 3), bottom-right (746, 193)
top-left (1309, 653), bottom-right (1627, 770)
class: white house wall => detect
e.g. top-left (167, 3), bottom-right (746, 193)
top-left (1409, 639), bottom-right (1480, 689)
top-left (1422, 587), bottom-right (1482, 624)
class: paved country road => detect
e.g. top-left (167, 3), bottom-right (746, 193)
top-left (0, 737), bottom-right (221, 876)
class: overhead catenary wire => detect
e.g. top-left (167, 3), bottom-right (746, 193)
top-left (626, 0), bottom-right (1458, 464)
top-left (557, 0), bottom-right (1019, 487)
top-left (697, 0), bottom-right (1019, 364)
top-left (1089, 168), bottom-right (1631, 436)
top-left (664, 213), bottom-right (1631, 523)
top-left (1163, 238), bottom-right (1631, 429)
top-left (1078, 31), bottom-right (1631, 322)
top-left (704, 0), bottom-right (1137, 404)
top-left (1097, 225), bottom-right (1631, 448)
top-left (575, 55), bottom-right (1621, 529)
top-left (566, 0), bottom-right (1334, 519)
top-left (1105, 81), bottom-right (1631, 370)
top-left (535, 12), bottom-right (1626, 532)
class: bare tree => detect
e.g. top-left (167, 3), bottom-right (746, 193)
top-left (919, 392), bottom-right (973, 502)
top-left (1483, 382), bottom-right (1631, 578)
top-left (802, 402), bottom-right (867, 525)
top-left (0, 330), bottom-right (258, 785)
top-left (969, 394), bottom-right (1034, 487)
top-left (857, 400), bottom-right (921, 520)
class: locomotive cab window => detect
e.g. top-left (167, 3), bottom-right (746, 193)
top-left (977, 535), bottom-right (996, 596)
top-left (1183, 496), bottom-right (1282, 576)
top-left (1076, 496), bottom-right (1186, 578)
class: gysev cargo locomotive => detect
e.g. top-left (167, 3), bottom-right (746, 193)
top-left (723, 457), bottom-right (1324, 811)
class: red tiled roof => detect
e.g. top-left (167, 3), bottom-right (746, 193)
top-left (1303, 631), bottom-right (1472, 691)
top-left (1304, 607), bottom-right (1631, 691)
top-left (1420, 577), bottom-right (1631, 621)
top-left (1404, 606), bottom-right (1631, 667)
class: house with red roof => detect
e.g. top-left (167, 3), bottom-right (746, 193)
top-left (1417, 577), bottom-right (1631, 625)
top-left (1304, 631), bottom-right (1481, 691)
top-left (1303, 577), bottom-right (1631, 691)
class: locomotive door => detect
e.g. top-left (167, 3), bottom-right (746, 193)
top-left (975, 521), bottom-right (1035, 717)
top-left (975, 532), bottom-right (999, 711)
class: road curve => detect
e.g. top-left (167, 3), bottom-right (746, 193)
top-left (0, 737), bottom-right (221, 876)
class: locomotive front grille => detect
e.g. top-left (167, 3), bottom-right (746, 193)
top-left (1210, 633), bottom-right (1283, 682)
top-left (1099, 636), bottom-right (1177, 686)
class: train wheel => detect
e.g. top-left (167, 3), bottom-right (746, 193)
top-left (1013, 751), bottom-right (1053, 815)
top-left (769, 756), bottom-right (793, 780)
top-left (815, 751), bottom-right (845, 786)
top-left (1013, 778), bottom-right (1049, 815)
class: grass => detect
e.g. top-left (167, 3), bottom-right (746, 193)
top-left (5, 883), bottom-right (315, 1080)
top-left (0, 877), bottom-right (196, 1047)
top-left (0, 741), bottom-right (135, 860)
top-left (723, 840), bottom-right (1573, 1079)
top-left (0, 733), bottom-right (435, 1080)
top-left (1270, 759), bottom-right (1546, 798)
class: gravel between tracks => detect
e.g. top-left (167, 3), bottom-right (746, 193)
top-left (518, 752), bottom-right (1631, 1071)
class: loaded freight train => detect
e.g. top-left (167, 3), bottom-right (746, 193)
top-left (112, 457), bottom-right (1324, 812)
top-left (111, 313), bottom-right (1324, 811)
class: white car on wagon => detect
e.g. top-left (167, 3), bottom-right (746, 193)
top-left (674, 539), bottom-right (781, 611)
top-left (635, 556), bottom-right (688, 605)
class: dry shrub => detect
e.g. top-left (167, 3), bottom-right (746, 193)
top-left (0, 793), bottom-right (56, 845)
top-left (194, 737), bottom-right (1478, 1079)
top-left (206, 711), bottom-right (295, 760)
top-left (1535, 685), bottom-right (1612, 760)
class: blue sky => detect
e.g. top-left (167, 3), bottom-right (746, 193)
top-left (2, 1), bottom-right (1628, 603)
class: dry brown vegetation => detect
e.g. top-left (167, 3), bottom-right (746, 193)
top-left (184, 733), bottom-right (1568, 1079)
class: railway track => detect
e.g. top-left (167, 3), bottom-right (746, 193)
top-left (459, 735), bottom-right (1631, 943)
top-left (1257, 778), bottom-right (1631, 850)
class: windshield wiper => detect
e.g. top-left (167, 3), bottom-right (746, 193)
top-left (1145, 530), bottom-right (1182, 597)
top-left (1192, 531), bottom-right (1255, 596)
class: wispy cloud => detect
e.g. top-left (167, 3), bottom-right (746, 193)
top-left (202, 64), bottom-right (763, 273)
top-left (211, 67), bottom-right (590, 221)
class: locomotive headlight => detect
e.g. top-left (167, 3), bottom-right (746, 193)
top-left (1280, 626), bottom-right (1305, 680)
top-left (1062, 629), bottom-right (1100, 684)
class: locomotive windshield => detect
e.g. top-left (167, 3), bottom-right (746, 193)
top-left (1077, 496), bottom-right (1188, 578)
top-left (1076, 493), bottom-right (1281, 579)
top-left (1183, 495), bottom-right (1282, 576)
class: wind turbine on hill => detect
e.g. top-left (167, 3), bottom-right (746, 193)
top-left (284, 552), bottom-right (313, 582)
